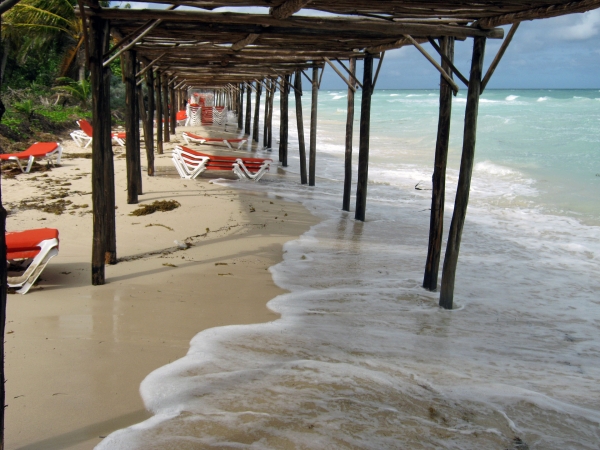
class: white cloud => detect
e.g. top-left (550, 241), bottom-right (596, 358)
top-left (540, 10), bottom-right (600, 41)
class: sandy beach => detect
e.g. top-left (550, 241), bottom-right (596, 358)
top-left (2, 127), bottom-right (317, 449)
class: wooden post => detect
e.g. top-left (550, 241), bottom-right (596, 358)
top-left (144, 67), bottom-right (155, 175)
top-left (342, 57), bottom-right (356, 212)
top-left (252, 80), bottom-right (262, 143)
top-left (423, 37), bottom-right (455, 291)
top-left (263, 79), bottom-right (270, 148)
top-left (355, 55), bottom-right (373, 222)
top-left (155, 71), bottom-right (163, 154)
top-left (294, 70), bottom-right (307, 184)
top-left (309, 65), bottom-right (319, 186)
top-left (162, 73), bottom-right (169, 142)
top-left (134, 62), bottom-right (142, 195)
top-left (238, 83), bottom-right (244, 129)
top-left (245, 83), bottom-right (252, 135)
top-left (103, 38), bottom-right (117, 265)
top-left (124, 50), bottom-right (139, 204)
top-left (440, 36), bottom-right (487, 309)
top-left (279, 75), bottom-right (289, 166)
top-left (169, 83), bottom-right (176, 134)
top-left (267, 80), bottom-right (274, 150)
top-left (90, 13), bottom-right (112, 284)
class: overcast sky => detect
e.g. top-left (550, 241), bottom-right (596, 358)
top-left (122, 3), bottom-right (600, 90)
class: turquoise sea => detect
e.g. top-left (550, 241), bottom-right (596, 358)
top-left (99, 90), bottom-right (600, 449)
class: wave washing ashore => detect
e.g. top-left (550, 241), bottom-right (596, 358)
top-left (99, 90), bottom-right (600, 449)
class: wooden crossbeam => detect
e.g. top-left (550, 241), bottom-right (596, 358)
top-left (371, 52), bottom-right (385, 92)
top-left (334, 58), bottom-right (363, 89)
top-left (324, 57), bottom-right (356, 92)
top-left (231, 33), bottom-right (260, 51)
top-left (427, 37), bottom-right (469, 87)
top-left (481, 22), bottom-right (520, 92)
top-left (270, 0), bottom-right (313, 19)
top-left (405, 34), bottom-right (459, 95)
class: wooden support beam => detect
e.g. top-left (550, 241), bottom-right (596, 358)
top-left (252, 80), bottom-right (262, 142)
top-left (405, 34), bottom-right (459, 95)
top-left (267, 79), bottom-right (274, 149)
top-left (238, 83), bottom-right (244, 129)
top-left (334, 58), bottom-right (363, 89)
top-left (371, 51), bottom-right (385, 91)
top-left (294, 69), bottom-right (308, 184)
top-left (270, 0), bottom-right (312, 19)
top-left (135, 53), bottom-right (165, 78)
top-left (423, 36), bottom-right (454, 292)
top-left (440, 36), bottom-right (487, 309)
top-left (244, 82), bottom-right (252, 135)
top-left (162, 72), bottom-right (169, 142)
top-left (279, 75), bottom-right (290, 166)
top-left (355, 54), bottom-right (373, 222)
top-left (476, 0), bottom-right (599, 28)
top-left (134, 65), bottom-right (143, 193)
top-left (481, 22), bottom-right (519, 93)
top-left (342, 57), bottom-right (356, 212)
top-left (145, 67), bottom-right (155, 175)
top-left (263, 79), bottom-right (271, 148)
top-left (170, 82), bottom-right (176, 134)
top-left (324, 57), bottom-right (356, 92)
top-left (103, 19), bottom-right (163, 67)
top-left (90, 13), bottom-right (114, 283)
top-left (155, 70), bottom-right (163, 154)
top-left (427, 38), bottom-right (469, 87)
top-left (124, 50), bottom-right (140, 204)
top-left (309, 65), bottom-right (318, 186)
top-left (76, 0), bottom-right (90, 70)
top-left (231, 33), bottom-right (260, 51)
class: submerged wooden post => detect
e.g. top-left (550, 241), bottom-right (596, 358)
top-left (90, 13), bottom-right (113, 284)
top-left (279, 75), bottom-right (289, 166)
top-left (238, 83), bottom-right (244, 129)
top-left (124, 49), bottom-right (139, 204)
top-left (253, 80), bottom-right (262, 143)
top-left (162, 73), bottom-right (169, 142)
top-left (144, 67), bottom-right (155, 175)
top-left (245, 83), bottom-right (252, 135)
top-left (155, 70), bottom-right (163, 154)
top-left (294, 70), bottom-right (308, 184)
top-left (263, 79), bottom-right (270, 148)
top-left (342, 57), bottom-right (356, 212)
top-left (169, 83), bottom-right (176, 134)
top-left (355, 55), bottom-right (374, 222)
top-left (440, 36), bottom-right (487, 309)
top-left (309, 65), bottom-right (319, 186)
top-left (423, 37), bottom-right (455, 291)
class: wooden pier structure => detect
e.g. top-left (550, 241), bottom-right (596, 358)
top-left (76, 0), bottom-right (600, 308)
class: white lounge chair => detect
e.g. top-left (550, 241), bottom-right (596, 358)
top-left (181, 131), bottom-right (248, 149)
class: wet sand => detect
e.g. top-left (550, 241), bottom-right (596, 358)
top-left (3, 128), bottom-right (317, 449)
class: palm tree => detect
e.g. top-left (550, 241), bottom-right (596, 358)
top-left (2, 0), bottom-right (85, 81)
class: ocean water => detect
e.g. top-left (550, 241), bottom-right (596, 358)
top-left (98, 90), bottom-right (600, 449)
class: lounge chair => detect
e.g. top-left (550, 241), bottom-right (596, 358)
top-left (176, 110), bottom-right (187, 126)
top-left (185, 103), bottom-right (201, 126)
top-left (70, 119), bottom-right (126, 148)
top-left (172, 146), bottom-right (272, 181)
top-left (0, 142), bottom-right (63, 173)
top-left (6, 228), bottom-right (59, 294)
top-left (181, 131), bottom-right (248, 149)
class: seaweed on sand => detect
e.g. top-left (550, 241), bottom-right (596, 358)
top-left (129, 200), bottom-right (181, 216)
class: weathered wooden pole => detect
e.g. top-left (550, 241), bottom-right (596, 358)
top-left (440, 36), bottom-right (487, 309)
top-left (252, 80), bottom-right (262, 143)
top-left (279, 75), bottom-right (289, 166)
top-left (90, 13), bottom-right (113, 284)
top-left (355, 55), bottom-right (374, 222)
top-left (309, 65), bottom-right (319, 186)
top-left (294, 70), bottom-right (308, 184)
top-left (169, 82), bottom-right (176, 134)
top-left (144, 67), bottom-right (155, 175)
top-left (342, 57), bottom-right (356, 212)
top-left (155, 70), bottom-right (163, 154)
top-left (263, 80), bottom-right (271, 148)
top-left (134, 62), bottom-right (142, 195)
top-left (423, 36), bottom-right (455, 291)
top-left (124, 49), bottom-right (139, 204)
top-left (0, 14), bottom-right (7, 447)
top-left (162, 73), bottom-right (169, 142)
top-left (245, 83), bottom-right (252, 135)
top-left (238, 83), bottom-right (244, 129)
top-left (267, 80), bottom-right (274, 150)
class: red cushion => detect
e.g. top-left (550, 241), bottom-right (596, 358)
top-left (0, 142), bottom-right (59, 160)
top-left (78, 119), bottom-right (94, 137)
top-left (6, 228), bottom-right (59, 260)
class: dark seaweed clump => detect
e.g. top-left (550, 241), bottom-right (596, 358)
top-left (129, 200), bottom-right (181, 216)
